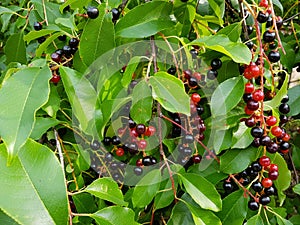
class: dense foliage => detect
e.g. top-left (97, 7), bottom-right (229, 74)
top-left (0, 0), bottom-right (300, 224)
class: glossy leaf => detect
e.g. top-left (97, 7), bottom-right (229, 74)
top-left (245, 214), bottom-right (264, 225)
top-left (231, 123), bottom-right (253, 149)
top-left (121, 56), bottom-right (141, 87)
top-left (4, 32), bottom-right (26, 64)
top-left (220, 147), bottom-right (258, 174)
top-left (72, 193), bottom-right (97, 213)
top-left (115, 1), bottom-right (174, 38)
top-left (0, 140), bottom-right (68, 225)
top-left (191, 35), bottom-right (252, 64)
top-left (211, 76), bottom-right (244, 117)
top-left (216, 190), bottom-right (248, 225)
top-left (149, 72), bottom-right (190, 115)
top-left (181, 194), bottom-right (222, 225)
top-left (0, 67), bottom-right (51, 162)
top-left (42, 84), bottom-right (61, 117)
top-left (178, 173), bottom-right (222, 212)
top-left (80, 5), bottom-right (115, 66)
top-left (217, 22), bottom-right (242, 42)
top-left (85, 177), bottom-right (127, 206)
top-left (92, 206), bottom-right (140, 225)
top-left (60, 67), bottom-right (99, 135)
top-left (269, 153), bottom-right (291, 205)
top-left (207, 0), bottom-right (225, 25)
top-left (265, 73), bottom-right (289, 110)
top-left (132, 169), bottom-right (162, 208)
top-left (167, 199), bottom-right (194, 225)
top-left (130, 80), bottom-right (153, 124)
top-left (24, 27), bottom-right (61, 43)
top-left (275, 213), bottom-right (293, 225)
top-left (210, 128), bottom-right (232, 154)
top-left (0, 209), bottom-right (19, 225)
top-left (174, 1), bottom-right (196, 36)
top-left (30, 117), bottom-right (61, 140)
top-left (288, 85), bottom-right (300, 116)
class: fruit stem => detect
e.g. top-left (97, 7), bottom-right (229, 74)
top-left (229, 174), bottom-right (257, 200)
top-left (42, 0), bottom-right (49, 26)
top-left (268, 0), bottom-right (286, 54)
top-left (158, 32), bottom-right (180, 79)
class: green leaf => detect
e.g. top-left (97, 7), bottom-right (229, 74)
top-left (0, 209), bottom-right (19, 225)
top-left (0, 67), bottom-right (51, 162)
top-left (216, 190), bottom-right (247, 225)
top-left (130, 80), bottom-right (153, 124)
top-left (30, 117), bottom-right (61, 140)
top-left (154, 175), bottom-right (178, 210)
top-left (273, 0), bottom-right (283, 13)
top-left (178, 173), bottom-right (222, 212)
top-left (220, 147), bottom-right (258, 174)
top-left (85, 177), bottom-right (128, 206)
top-left (167, 199), bottom-right (194, 225)
top-left (264, 74), bottom-right (289, 110)
top-left (72, 193), bottom-right (97, 213)
top-left (207, 0), bottom-right (225, 26)
top-left (0, 140), bottom-right (68, 225)
top-left (217, 22), bottom-right (242, 42)
top-left (121, 56), bottom-right (141, 87)
top-left (289, 215), bottom-right (300, 225)
top-left (181, 194), bottom-right (222, 225)
top-left (245, 214), bottom-right (264, 225)
top-left (31, 0), bottom-right (66, 24)
top-left (132, 169), bottom-right (161, 208)
top-left (210, 128), bottom-right (232, 154)
top-left (269, 153), bottom-right (291, 205)
top-left (4, 32), bottom-right (26, 64)
top-left (115, 1), bottom-right (174, 38)
top-left (174, 1), bottom-right (196, 36)
top-left (60, 67), bottom-right (99, 135)
top-left (288, 85), bottom-right (300, 116)
top-left (231, 123), bottom-right (253, 149)
top-left (92, 206), bottom-right (140, 225)
top-left (293, 184), bottom-right (300, 195)
top-left (24, 27), bottom-right (61, 43)
top-left (191, 35), bottom-right (252, 64)
top-left (149, 72), bottom-right (190, 115)
top-left (80, 5), bottom-right (115, 66)
top-left (42, 84), bottom-right (61, 117)
top-left (275, 213), bottom-right (293, 225)
top-left (211, 76), bottom-right (244, 117)
top-left (36, 32), bottom-right (63, 57)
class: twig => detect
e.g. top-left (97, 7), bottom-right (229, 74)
top-left (54, 129), bottom-right (65, 177)
top-left (150, 36), bottom-right (178, 201)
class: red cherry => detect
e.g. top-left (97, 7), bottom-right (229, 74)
top-left (115, 148), bottom-right (124, 157)
top-left (261, 178), bottom-right (273, 188)
top-left (244, 106), bottom-right (255, 115)
top-left (130, 129), bottom-right (138, 137)
top-left (266, 116), bottom-right (277, 126)
top-left (138, 139), bottom-right (147, 149)
top-left (259, 0), bottom-right (268, 8)
top-left (271, 126), bottom-right (283, 137)
top-left (193, 72), bottom-right (201, 81)
top-left (144, 126), bottom-right (156, 136)
top-left (280, 149), bottom-right (289, 154)
top-left (244, 62), bottom-right (260, 79)
top-left (282, 133), bottom-right (290, 142)
top-left (268, 164), bottom-right (278, 172)
top-left (252, 89), bottom-right (264, 101)
top-left (245, 83), bottom-right (255, 93)
top-left (259, 156), bottom-right (271, 167)
top-left (191, 93), bottom-right (201, 104)
top-left (51, 74), bottom-right (61, 83)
